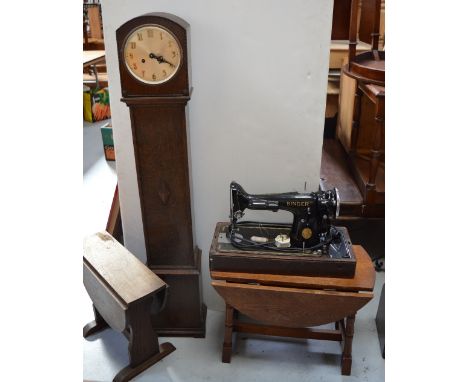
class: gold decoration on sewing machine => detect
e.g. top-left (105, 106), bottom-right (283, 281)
top-left (301, 227), bottom-right (313, 240)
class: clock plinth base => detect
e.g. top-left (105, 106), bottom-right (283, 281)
top-left (149, 247), bottom-right (206, 338)
top-left (152, 303), bottom-right (207, 338)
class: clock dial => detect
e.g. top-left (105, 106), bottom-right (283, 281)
top-left (123, 25), bottom-right (182, 84)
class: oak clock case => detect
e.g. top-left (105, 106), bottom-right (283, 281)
top-left (117, 13), bottom-right (206, 337)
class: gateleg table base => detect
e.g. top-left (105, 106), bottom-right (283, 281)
top-left (221, 304), bottom-right (356, 376)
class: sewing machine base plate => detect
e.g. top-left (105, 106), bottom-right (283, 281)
top-left (209, 222), bottom-right (356, 278)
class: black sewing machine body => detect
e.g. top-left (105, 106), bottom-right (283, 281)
top-left (230, 181), bottom-right (340, 248)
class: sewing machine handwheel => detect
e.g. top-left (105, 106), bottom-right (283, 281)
top-left (335, 187), bottom-right (340, 218)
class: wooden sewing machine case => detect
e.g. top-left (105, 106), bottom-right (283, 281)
top-left (209, 222), bottom-right (357, 278)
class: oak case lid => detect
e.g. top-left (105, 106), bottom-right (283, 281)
top-left (83, 231), bottom-right (167, 306)
top-left (116, 13), bottom-right (191, 98)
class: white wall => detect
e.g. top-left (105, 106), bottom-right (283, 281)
top-left (101, 0), bottom-right (333, 311)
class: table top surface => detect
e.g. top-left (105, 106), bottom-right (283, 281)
top-left (210, 223), bottom-right (375, 292)
top-left (83, 50), bottom-right (105, 68)
top-left (84, 231), bottom-right (166, 305)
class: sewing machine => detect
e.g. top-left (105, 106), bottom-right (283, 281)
top-left (209, 182), bottom-right (356, 277)
top-left (230, 181), bottom-right (341, 249)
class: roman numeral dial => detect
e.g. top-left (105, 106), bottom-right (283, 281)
top-left (123, 25), bottom-right (182, 84)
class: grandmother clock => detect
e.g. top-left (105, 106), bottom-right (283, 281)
top-left (117, 13), bottom-right (206, 337)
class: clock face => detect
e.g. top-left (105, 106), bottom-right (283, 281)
top-left (123, 25), bottom-right (182, 85)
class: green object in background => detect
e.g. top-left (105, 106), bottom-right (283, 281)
top-left (100, 123), bottom-right (115, 161)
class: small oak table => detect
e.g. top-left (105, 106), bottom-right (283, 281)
top-left (83, 232), bottom-right (175, 382)
top-left (210, 222), bottom-right (375, 375)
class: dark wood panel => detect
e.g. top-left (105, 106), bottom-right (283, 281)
top-left (353, 155), bottom-right (385, 196)
top-left (150, 247), bottom-right (206, 337)
top-left (335, 217), bottom-right (384, 260)
top-left (331, 0), bottom-right (352, 40)
top-left (130, 104), bottom-right (194, 267)
top-left (234, 321), bottom-right (343, 341)
top-left (376, 284), bottom-right (385, 357)
top-left (151, 273), bottom-right (207, 337)
top-left (212, 281), bottom-right (373, 328)
top-left (106, 184), bottom-right (123, 244)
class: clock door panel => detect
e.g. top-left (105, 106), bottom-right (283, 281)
top-left (130, 104), bottom-right (194, 267)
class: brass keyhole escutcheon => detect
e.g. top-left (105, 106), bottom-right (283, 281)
top-left (301, 227), bottom-right (313, 240)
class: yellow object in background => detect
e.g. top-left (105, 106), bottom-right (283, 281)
top-left (83, 85), bottom-right (93, 122)
top-left (83, 85), bottom-right (111, 122)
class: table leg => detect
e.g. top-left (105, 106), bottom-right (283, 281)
top-left (350, 86), bottom-right (363, 157)
top-left (126, 300), bottom-right (160, 367)
top-left (367, 95), bottom-right (385, 204)
top-left (83, 304), bottom-right (109, 338)
top-left (341, 314), bottom-right (355, 375)
top-left (113, 298), bottom-right (176, 382)
top-left (222, 304), bottom-right (234, 363)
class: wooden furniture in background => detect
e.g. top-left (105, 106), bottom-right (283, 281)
top-left (355, 0), bottom-right (385, 50)
top-left (331, 0), bottom-right (385, 46)
top-left (87, 5), bottom-right (103, 40)
top-left (323, 0), bottom-right (385, 218)
top-left (335, 0), bottom-right (385, 151)
top-left (83, 232), bottom-right (175, 382)
top-left (83, 2), bottom-right (105, 50)
top-left (106, 184), bottom-right (123, 244)
top-left (341, 0), bottom-right (385, 216)
top-left (346, 0), bottom-right (385, 85)
top-left (321, 139), bottom-right (363, 216)
top-left (117, 14), bottom-right (206, 337)
top-left (348, 83), bottom-right (384, 214)
top-left (210, 223), bottom-right (375, 376)
top-left (83, 50), bottom-right (105, 69)
top-left (83, 14), bottom-right (89, 48)
top-left (326, 0), bottom-right (385, 119)
top-left (326, 41), bottom-right (369, 120)
top-left (83, 2), bottom-right (107, 85)
top-left (83, 50), bottom-right (107, 88)
top-left (375, 283), bottom-right (385, 358)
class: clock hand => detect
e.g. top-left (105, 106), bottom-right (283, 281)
top-left (149, 53), bottom-right (175, 68)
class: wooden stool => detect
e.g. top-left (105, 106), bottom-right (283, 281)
top-left (210, 223), bottom-right (375, 375)
top-left (83, 232), bottom-right (176, 382)
top-left (345, 0), bottom-right (385, 86)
